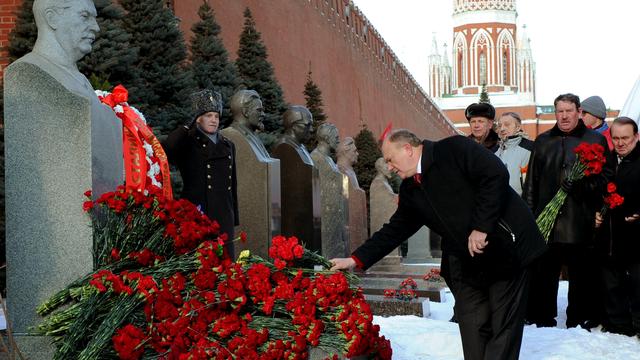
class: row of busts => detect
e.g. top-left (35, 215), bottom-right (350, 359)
top-left (221, 89), bottom-right (370, 260)
top-left (223, 89), bottom-right (362, 188)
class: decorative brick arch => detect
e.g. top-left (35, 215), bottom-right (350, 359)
top-left (453, 32), bottom-right (468, 89)
top-left (497, 29), bottom-right (515, 86)
top-left (470, 29), bottom-right (494, 86)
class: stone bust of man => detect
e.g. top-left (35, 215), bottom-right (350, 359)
top-left (336, 137), bottom-right (360, 189)
top-left (228, 89), bottom-right (270, 158)
top-left (19, 0), bottom-right (100, 98)
top-left (8, 0), bottom-right (123, 197)
top-left (311, 123), bottom-right (340, 171)
top-left (373, 157), bottom-right (395, 193)
top-left (274, 105), bottom-right (313, 164)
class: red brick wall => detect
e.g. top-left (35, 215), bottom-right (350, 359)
top-left (0, 0), bottom-right (458, 140)
top-left (0, 0), bottom-right (20, 84)
top-left (176, 0), bottom-right (457, 140)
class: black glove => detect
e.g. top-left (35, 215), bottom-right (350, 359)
top-left (560, 178), bottom-right (573, 193)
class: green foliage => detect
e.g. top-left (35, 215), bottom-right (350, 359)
top-left (120, 0), bottom-right (195, 136)
top-left (353, 125), bottom-right (382, 195)
top-left (479, 83), bottom-right (491, 104)
top-left (189, 1), bottom-right (240, 128)
top-left (78, 0), bottom-right (140, 95)
top-left (7, 0), bottom-right (36, 62)
top-left (87, 74), bottom-right (112, 92)
top-left (236, 8), bottom-right (288, 139)
top-left (303, 70), bottom-right (328, 151)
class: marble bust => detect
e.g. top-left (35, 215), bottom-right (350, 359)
top-left (18, 0), bottom-right (101, 99)
top-left (311, 123), bottom-right (340, 170)
top-left (372, 157), bottom-right (395, 193)
top-left (336, 137), bottom-right (360, 189)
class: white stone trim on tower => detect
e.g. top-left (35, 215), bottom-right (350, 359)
top-left (453, 0), bottom-right (516, 14)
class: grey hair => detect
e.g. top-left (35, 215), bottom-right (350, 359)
top-left (387, 129), bottom-right (422, 147)
top-left (499, 112), bottom-right (522, 125)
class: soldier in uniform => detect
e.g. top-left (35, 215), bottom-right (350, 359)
top-left (163, 89), bottom-right (239, 258)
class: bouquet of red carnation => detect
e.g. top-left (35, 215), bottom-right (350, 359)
top-left (536, 142), bottom-right (606, 242)
top-left (600, 182), bottom-right (625, 217)
top-left (422, 268), bottom-right (443, 283)
top-left (36, 188), bottom-right (391, 360)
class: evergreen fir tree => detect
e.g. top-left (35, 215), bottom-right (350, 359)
top-left (479, 83), bottom-right (491, 104)
top-left (189, 0), bottom-right (240, 127)
top-left (236, 7), bottom-right (288, 146)
top-left (120, 0), bottom-right (195, 136)
top-left (78, 0), bottom-right (140, 94)
top-left (303, 69), bottom-right (328, 151)
top-left (7, 0), bottom-right (36, 62)
top-left (353, 125), bottom-right (382, 196)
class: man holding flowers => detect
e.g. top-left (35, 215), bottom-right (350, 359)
top-left (594, 117), bottom-right (640, 336)
top-left (522, 93), bottom-right (615, 329)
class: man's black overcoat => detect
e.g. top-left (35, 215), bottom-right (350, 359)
top-left (352, 136), bottom-right (546, 283)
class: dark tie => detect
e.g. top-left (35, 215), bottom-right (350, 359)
top-left (413, 173), bottom-right (422, 185)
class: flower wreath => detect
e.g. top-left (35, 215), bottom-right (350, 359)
top-left (96, 85), bottom-right (173, 200)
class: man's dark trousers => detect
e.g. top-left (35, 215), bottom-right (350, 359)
top-left (446, 255), bottom-right (530, 360)
top-left (527, 243), bottom-right (591, 327)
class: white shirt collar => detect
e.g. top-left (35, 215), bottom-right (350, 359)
top-left (416, 153), bottom-right (422, 174)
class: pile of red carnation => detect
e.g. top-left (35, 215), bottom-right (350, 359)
top-left (35, 187), bottom-right (391, 360)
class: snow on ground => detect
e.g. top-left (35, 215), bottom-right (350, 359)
top-left (374, 281), bottom-right (640, 359)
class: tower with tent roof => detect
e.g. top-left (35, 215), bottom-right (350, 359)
top-left (429, 0), bottom-right (545, 136)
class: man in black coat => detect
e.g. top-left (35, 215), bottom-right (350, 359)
top-left (522, 93), bottom-right (614, 329)
top-left (330, 129), bottom-right (546, 360)
top-left (595, 117), bottom-right (640, 336)
top-left (162, 90), bottom-right (239, 258)
top-left (466, 102), bottom-right (499, 152)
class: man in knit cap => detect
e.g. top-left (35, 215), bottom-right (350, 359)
top-left (582, 95), bottom-right (613, 150)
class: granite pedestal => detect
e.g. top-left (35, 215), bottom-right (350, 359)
top-left (4, 61), bottom-right (123, 359)
top-left (311, 149), bottom-right (349, 258)
top-left (271, 142), bottom-right (321, 252)
top-left (221, 126), bottom-right (281, 259)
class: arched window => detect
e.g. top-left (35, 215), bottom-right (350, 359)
top-left (479, 52), bottom-right (487, 85)
top-left (502, 51), bottom-right (509, 85)
top-left (457, 53), bottom-right (464, 88)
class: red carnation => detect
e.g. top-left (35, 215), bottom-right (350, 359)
top-left (112, 324), bottom-right (146, 360)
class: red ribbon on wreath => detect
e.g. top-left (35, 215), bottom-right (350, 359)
top-left (99, 85), bottom-right (173, 200)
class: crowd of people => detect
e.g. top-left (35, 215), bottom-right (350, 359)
top-left (166, 87), bottom-right (638, 359)
top-left (467, 94), bottom-right (639, 340)
top-left (329, 93), bottom-right (639, 359)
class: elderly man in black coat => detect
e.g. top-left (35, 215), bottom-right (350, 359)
top-left (162, 90), bottom-right (239, 258)
top-left (595, 117), bottom-right (640, 336)
top-left (523, 93), bottom-right (614, 329)
top-left (331, 129), bottom-right (546, 360)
